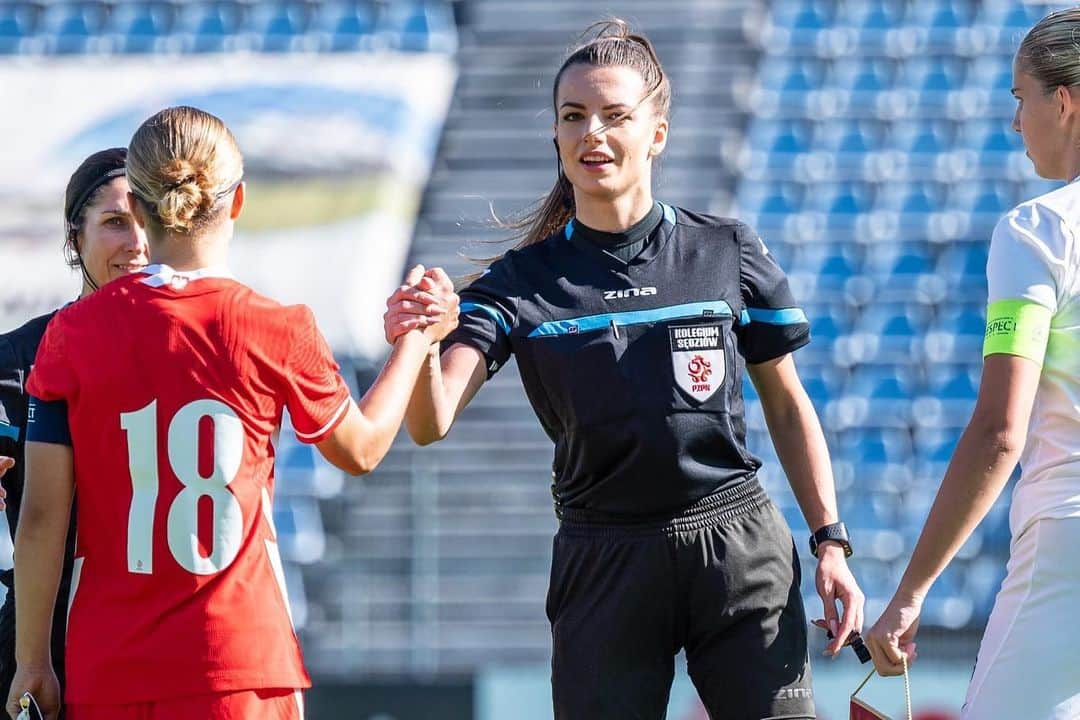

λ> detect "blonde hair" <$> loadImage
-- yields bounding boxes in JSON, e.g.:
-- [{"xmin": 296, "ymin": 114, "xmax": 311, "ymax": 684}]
[
  {"xmin": 126, "ymin": 106, "xmax": 244, "ymax": 235},
  {"xmin": 1018, "ymin": 8, "xmax": 1080, "ymax": 92},
  {"xmin": 470, "ymin": 19, "xmax": 670, "ymax": 277}
]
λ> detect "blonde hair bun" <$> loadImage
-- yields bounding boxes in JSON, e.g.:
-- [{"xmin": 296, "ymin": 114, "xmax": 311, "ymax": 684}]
[{"xmin": 127, "ymin": 106, "xmax": 244, "ymax": 235}]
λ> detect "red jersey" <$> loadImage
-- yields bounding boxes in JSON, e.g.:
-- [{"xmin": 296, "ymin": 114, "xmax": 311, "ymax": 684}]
[{"xmin": 26, "ymin": 264, "xmax": 352, "ymax": 704}]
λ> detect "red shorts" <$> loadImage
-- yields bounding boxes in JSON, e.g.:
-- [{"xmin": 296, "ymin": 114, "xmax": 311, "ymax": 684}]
[{"xmin": 65, "ymin": 688, "xmax": 304, "ymax": 720}]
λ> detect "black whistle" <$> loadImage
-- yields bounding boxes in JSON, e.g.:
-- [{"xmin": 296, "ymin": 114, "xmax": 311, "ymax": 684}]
[{"xmin": 827, "ymin": 629, "xmax": 873, "ymax": 664}]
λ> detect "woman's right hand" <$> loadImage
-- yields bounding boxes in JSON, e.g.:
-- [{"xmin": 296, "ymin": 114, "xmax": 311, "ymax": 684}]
[
  {"xmin": 383, "ymin": 266, "xmax": 459, "ymax": 344},
  {"xmin": 6, "ymin": 664, "xmax": 60, "ymax": 720}
]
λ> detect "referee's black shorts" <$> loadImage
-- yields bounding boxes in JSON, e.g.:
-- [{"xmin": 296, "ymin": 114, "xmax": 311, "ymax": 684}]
[{"xmin": 547, "ymin": 478, "xmax": 815, "ymax": 720}]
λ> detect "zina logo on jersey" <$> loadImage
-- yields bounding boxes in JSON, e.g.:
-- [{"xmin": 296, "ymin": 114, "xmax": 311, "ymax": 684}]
[
  {"xmin": 602, "ymin": 286, "xmax": 657, "ymax": 300},
  {"xmin": 669, "ymin": 324, "xmax": 725, "ymax": 402}
]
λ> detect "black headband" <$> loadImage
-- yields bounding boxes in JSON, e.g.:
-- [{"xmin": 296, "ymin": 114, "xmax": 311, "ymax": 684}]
[{"xmin": 66, "ymin": 167, "xmax": 126, "ymax": 231}]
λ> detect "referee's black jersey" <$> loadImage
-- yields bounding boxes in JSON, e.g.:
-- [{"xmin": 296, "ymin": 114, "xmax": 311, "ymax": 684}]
[{"xmin": 444, "ymin": 203, "xmax": 810, "ymax": 519}]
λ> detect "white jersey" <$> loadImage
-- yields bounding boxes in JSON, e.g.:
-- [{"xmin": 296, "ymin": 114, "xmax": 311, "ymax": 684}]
[{"xmin": 987, "ymin": 179, "xmax": 1080, "ymax": 538}]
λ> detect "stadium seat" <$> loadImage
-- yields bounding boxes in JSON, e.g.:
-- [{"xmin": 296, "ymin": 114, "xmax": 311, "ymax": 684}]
[
  {"xmin": 254, "ymin": 2, "xmax": 311, "ymax": 52},
  {"xmin": 317, "ymin": 0, "xmax": 379, "ymax": 52},
  {"xmin": 42, "ymin": 1, "xmax": 107, "ymax": 55},
  {"xmin": 107, "ymin": 2, "xmax": 176, "ymax": 54},
  {"xmin": 0, "ymin": 2, "xmax": 40, "ymax": 54},
  {"xmin": 179, "ymin": 1, "xmax": 247, "ymax": 54}
]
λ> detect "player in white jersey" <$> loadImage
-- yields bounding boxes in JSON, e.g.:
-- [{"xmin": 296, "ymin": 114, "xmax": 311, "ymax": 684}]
[{"xmin": 865, "ymin": 9, "xmax": 1080, "ymax": 719}]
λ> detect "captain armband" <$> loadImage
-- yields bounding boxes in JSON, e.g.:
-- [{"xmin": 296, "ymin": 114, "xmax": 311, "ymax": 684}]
[{"xmin": 982, "ymin": 299, "xmax": 1052, "ymax": 366}]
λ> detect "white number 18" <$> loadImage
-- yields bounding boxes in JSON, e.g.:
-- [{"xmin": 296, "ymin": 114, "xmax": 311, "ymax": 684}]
[{"xmin": 120, "ymin": 398, "xmax": 245, "ymax": 575}]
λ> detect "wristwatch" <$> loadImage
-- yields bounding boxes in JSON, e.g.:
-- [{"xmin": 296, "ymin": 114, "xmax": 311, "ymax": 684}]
[{"xmin": 809, "ymin": 521, "xmax": 853, "ymax": 558}]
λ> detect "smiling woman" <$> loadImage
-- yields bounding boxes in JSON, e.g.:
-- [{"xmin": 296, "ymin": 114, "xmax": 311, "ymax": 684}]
[
  {"xmin": 0, "ymin": 148, "xmax": 148, "ymax": 718},
  {"xmin": 384, "ymin": 19, "xmax": 864, "ymax": 720}
]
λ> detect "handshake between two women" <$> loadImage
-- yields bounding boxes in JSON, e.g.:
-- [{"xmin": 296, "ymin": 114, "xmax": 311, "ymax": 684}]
[{"xmin": 383, "ymin": 264, "xmax": 460, "ymax": 347}]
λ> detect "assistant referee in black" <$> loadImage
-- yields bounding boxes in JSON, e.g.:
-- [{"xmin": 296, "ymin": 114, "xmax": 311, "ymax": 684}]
[
  {"xmin": 385, "ymin": 21, "xmax": 863, "ymax": 720},
  {"xmin": 0, "ymin": 148, "xmax": 146, "ymax": 717}
]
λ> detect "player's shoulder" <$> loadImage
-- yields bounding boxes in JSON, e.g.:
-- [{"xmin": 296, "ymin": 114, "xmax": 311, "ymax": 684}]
[
  {"xmin": 0, "ymin": 309, "xmax": 58, "ymax": 367},
  {"xmin": 666, "ymin": 205, "xmax": 752, "ymax": 243},
  {"xmin": 993, "ymin": 182, "xmax": 1080, "ymax": 260},
  {"xmin": 1003, "ymin": 182, "xmax": 1080, "ymax": 238}
]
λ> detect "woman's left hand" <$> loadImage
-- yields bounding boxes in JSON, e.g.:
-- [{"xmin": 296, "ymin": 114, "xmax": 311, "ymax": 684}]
[{"xmin": 814, "ymin": 544, "xmax": 864, "ymax": 657}]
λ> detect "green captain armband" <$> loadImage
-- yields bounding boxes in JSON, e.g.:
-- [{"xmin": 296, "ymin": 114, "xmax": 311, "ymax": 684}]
[{"xmin": 983, "ymin": 299, "xmax": 1052, "ymax": 365}]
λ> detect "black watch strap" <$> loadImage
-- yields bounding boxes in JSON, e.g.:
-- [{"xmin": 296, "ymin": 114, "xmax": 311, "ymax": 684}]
[{"xmin": 809, "ymin": 521, "xmax": 852, "ymax": 558}]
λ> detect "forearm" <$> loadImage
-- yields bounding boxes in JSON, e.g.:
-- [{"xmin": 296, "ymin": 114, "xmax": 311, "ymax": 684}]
[
  {"xmin": 762, "ymin": 392, "xmax": 838, "ymax": 531},
  {"xmin": 404, "ymin": 345, "xmax": 454, "ymax": 444},
  {"xmin": 353, "ymin": 331, "xmax": 434, "ymax": 461},
  {"xmin": 896, "ymin": 421, "xmax": 1021, "ymax": 600},
  {"xmin": 13, "ymin": 504, "xmax": 70, "ymax": 668}
]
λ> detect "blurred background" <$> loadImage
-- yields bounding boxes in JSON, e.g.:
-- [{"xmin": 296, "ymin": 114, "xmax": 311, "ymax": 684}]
[{"xmin": 0, "ymin": 0, "xmax": 1071, "ymax": 718}]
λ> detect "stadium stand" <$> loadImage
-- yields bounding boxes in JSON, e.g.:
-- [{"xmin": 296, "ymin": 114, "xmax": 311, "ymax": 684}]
[{"xmin": 736, "ymin": 0, "xmax": 1072, "ymax": 636}]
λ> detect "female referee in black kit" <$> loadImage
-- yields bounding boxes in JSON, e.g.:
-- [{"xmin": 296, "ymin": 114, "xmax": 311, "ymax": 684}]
[
  {"xmin": 384, "ymin": 21, "xmax": 863, "ymax": 720},
  {"xmin": 0, "ymin": 148, "xmax": 148, "ymax": 716}
]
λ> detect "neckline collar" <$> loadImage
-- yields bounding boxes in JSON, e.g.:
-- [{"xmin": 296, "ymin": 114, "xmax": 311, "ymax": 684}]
[
  {"xmin": 564, "ymin": 202, "xmax": 677, "ymax": 269},
  {"xmin": 139, "ymin": 263, "xmax": 234, "ymax": 289}
]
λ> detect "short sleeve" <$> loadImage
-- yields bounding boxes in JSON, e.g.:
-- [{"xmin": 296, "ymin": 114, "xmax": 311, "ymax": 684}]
[
  {"xmin": 282, "ymin": 306, "xmax": 352, "ymax": 444},
  {"xmin": 736, "ymin": 223, "xmax": 810, "ymax": 364},
  {"xmin": 25, "ymin": 313, "xmax": 75, "ymax": 403},
  {"xmin": 443, "ymin": 258, "xmax": 519, "ymax": 378},
  {"xmin": 0, "ymin": 337, "xmax": 20, "ymax": 447},
  {"xmin": 986, "ymin": 202, "xmax": 1068, "ymax": 313}
]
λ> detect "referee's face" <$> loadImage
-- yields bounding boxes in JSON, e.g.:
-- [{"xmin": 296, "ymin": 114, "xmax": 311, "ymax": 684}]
[{"xmin": 555, "ymin": 64, "xmax": 668, "ymax": 207}]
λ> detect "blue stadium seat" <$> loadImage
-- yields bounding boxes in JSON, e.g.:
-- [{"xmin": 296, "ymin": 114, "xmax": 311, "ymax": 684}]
[
  {"xmin": 750, "ymin": 120, "xmax": 815, "ymax": 171},
  {"xmin": 107, "ymin": 2, "xmax": 176, "ymax": 54},
  {"xmin": 274, "ymin": 496, "xmax": 327, "ymax": 565},
  {"xmin": 888, "ymin": 121, "xmax": 954, "ymax": 164},
  {"xmin": 381, "ymin": 0, "xmax": 457, "ymax": 53},
  {"xmin": 0, "ymin": 2, "xmax": 39, "ymax": 54},
  {"xmin": 933, "ymin": 243, "xmax": 988, "ymax": 302},
  {"xmin": 43, "ymin": 2, "xmax": 107, "ymax": 55},
  {"xmin": 316, "ymin": 1, "xmax": 378, "ymax": 52},
  {"xmin": 913, "ymin": 363, "xmax": 980, "ymax": 428},
  {"xmin": 180, "ymin": 1, "xmax": 246, "ymax": 53},
  {"xmin": 850, "ymin": 303, "xmax": 927, "ymax": 363},
  {"xmin": 255, "ymin": 2, "xmax": 311, "ymax": 52}
]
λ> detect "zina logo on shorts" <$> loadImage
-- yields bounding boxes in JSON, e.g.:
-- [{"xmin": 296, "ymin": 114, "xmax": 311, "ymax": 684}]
[
  {"xmin": 669, "ymin": 324, "xmax": 725, "ymax": 402},
  {"xmin": 602, "ymin": 286, "xmax": 657, "ymax": 300}
]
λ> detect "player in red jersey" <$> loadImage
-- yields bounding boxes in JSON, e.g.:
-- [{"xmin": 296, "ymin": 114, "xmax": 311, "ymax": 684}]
[{"xmin": 7, "ymin": 106, "xmax": 457, "ymax": 720}]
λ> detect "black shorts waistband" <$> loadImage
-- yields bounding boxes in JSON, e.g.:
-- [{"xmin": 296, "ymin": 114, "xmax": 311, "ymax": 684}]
[{"xmin": 555, "ymin": 477, "xmax": 770, "ymax": 536}]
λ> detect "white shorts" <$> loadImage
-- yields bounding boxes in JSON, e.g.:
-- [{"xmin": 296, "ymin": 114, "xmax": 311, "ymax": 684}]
[{"xmin": 962, "ymin": 517, "xmax": 1080, "ymax": 720}]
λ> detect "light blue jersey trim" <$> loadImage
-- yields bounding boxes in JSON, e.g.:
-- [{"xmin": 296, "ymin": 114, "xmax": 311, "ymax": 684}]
[
  {"xmin": 563, "ymin": 202, "xmax": 674, "ymax": 241},
  {"xmin": 461, "ymin": 302, "xmax": 512, "ymax": 336},
  {"xmin": 744, "ymin": 307, "xmax": 808, "ymax": 325},
  {"xmin": 660, "ymin": 202, "xmax": 676, "ymax": 226},
  {"xmin": 0, "ymin": 422, "xmax": 18, "ymax": 441},
  {"xmin": 528, "ymin": 301, "xmax": 733, "ymax": 338}
]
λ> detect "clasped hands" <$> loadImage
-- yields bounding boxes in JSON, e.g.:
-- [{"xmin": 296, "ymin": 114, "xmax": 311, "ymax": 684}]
[{"xmin": 383, "ymin": 264, "xmax": 460, "ymax": 345}]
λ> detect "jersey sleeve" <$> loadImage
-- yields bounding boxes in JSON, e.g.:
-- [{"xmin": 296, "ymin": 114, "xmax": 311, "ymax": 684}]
[
  {"xmin": 281, "ymin": 306, "xmax": 352, "ymax": 444},
  {"xmin": 986, "ymin": 202, "xmax": 1068, "ymax": 312},
  {"xmin": 443, "ymin": 258, "xmax": 518, "ymax": 378},
  {"xmin": 735, "ymin": 223, "xmax": 810, "ymax": 364},
  {"xmin": 24, "ymin": 313, "xmax": 75, "ymax": 403}
]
